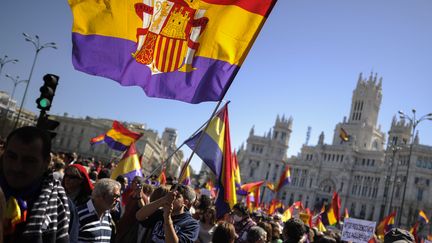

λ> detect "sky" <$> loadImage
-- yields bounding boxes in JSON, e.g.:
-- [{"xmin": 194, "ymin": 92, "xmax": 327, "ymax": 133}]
[{"xmin": 1, "ymin": 0, "xmax": 432, "ymax": 173}]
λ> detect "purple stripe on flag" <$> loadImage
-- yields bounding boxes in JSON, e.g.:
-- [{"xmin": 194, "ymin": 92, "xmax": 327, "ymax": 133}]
[
  {"xmin": 72, "ymin": 33, "xmax": 240, "ymax": 104},
  {"xmin": 185, "ymin": 131, "xmax": 223, "ymax": 177},
  {"xmin": 104, "ymin": 136, "xmax": 128, "ymax": 151}
]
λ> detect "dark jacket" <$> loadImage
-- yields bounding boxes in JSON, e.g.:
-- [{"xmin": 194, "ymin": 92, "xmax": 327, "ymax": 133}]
[{"xmin": 140, "ymin": 209, "xmax": 199, "ymax": 243}]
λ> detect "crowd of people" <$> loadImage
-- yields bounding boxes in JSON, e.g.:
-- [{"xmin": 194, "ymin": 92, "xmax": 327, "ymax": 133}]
[{"xmin": 0, "ymin": 126, "xmax": 418, "ymax": 243}]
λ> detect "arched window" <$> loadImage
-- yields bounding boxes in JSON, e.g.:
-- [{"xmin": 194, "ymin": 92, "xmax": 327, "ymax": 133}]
[{"xmin": 319, "ymin": 179, "xmax": 336, "ymax": 193}]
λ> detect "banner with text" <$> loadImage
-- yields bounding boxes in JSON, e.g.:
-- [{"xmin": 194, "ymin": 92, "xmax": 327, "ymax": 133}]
[{"xmin": 342, "ymin": 218, "xmax": 376, "ymax": 243}]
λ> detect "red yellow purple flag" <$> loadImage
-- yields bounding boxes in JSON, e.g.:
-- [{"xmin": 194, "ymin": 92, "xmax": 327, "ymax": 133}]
[
  {"xmin": 68, "ymin": 0, "xmax": 276, "ymax": 103},
  {"xmin": 179, "ymin": 164, "xmax": 191, "ymax": 186},
  {"xmin": 90, "ymin": 134, "xmax": 105, "ymax": 146},
  {"xmin": 110, "ymin": 142, "xmax": 143, "ymax": 182},
  {"xmin": 276, "ymin": 166, "xmax": 291, "ymax": 192},
  {"xmin": 326, "ymin": 192, "xmax": 341, "ymax": 226},
  {"xmin": 376, "ymin": 211, "xmax": 396, "ymax": 237},
  {"xmin": 419, "ymin": 210, "xmax": 429, "ymax": 224},
  {"xmin": 232, "ymin": 151, "xmax": 241, "ymax": 189},
  {"xmin": 104, "ymin": 121, "xmax": 143, "ymax": 151}
]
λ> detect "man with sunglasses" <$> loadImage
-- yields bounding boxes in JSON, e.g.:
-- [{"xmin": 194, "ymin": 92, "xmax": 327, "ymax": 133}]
[
  {"xmin": 76, "ymin": 178, "xmax": 121, "ymax": 242},
  {"xmin": 136, "ymin": 183, "xmax": 199, "ymax": 243}
]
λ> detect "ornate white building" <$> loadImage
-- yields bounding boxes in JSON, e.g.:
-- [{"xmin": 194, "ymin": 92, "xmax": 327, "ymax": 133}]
[{"xmin": 238, "ymin": 73, "xmax": 432, "ymax": 229}]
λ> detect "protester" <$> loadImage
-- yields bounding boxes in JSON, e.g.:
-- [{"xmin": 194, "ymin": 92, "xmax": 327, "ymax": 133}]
[
  {"xmin": 197, "ymin": 207, "xmax": 217, "ymax": 243},
  {"xmin": 62, "ymin": 163, "xmax": 94, "ymax": 206},
  {"xmin": 212, "ymin": 221, "xmax": 236, "ymax": 243},
  {"xmin": 193, "ymin": 194, "xmax": 212, "ymax": 220},
  {"xmin": 115, "ymin": 176, "xmax": 153, "ymax": 243},
  {"xmin": 98, "ymin": 168, "xmax": 111, "ymax": 179},
  {"xmin": 257, "ymin": 221, "xmax": 273, "ymax": 243},
  {"xmin": 52, "ymin": 160, "xmax": 66, "ymax": 181},
  {"xmin": 89, "ymin": 170, "xmax": 98, "ymax": 184},
  {"xmin": 231, "ymin": 203, "xmax": 257, "ymax": 243},
  {"xmin": 115, "ymin": 175, "xmax": 128, "ymax": 194},
  {"xmin": 247, "ymin": 226, "xmax": 268, "ymax": 243},
  {"xmin": 316, "ymin": 236, "xmax": 336, "ymax": 243},
  {"xmin": 0, "ymin": 126, "xmax": 70, "ymax": 242},
  {"xmin": 136, "ymin": 183, "xmax": 199, "ymax": 242},
  {"xmin": 282, "ymin": 218, "xmax": 307, "ymax": 243},
  {"xmin": 269, "ymin": 222, "xmax": 283, "ymax": 243},
  {"xmin": 384, "ymin": 228, "xmax": 415, "ymax": 243},
  {"xmin": 77, "ymin": 178, "xmax": 121, "ymax": 242}
]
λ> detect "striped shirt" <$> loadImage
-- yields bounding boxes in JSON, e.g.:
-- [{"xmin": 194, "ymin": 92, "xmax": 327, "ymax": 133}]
[
  {"xmin": 4, "ymin": 173, "xmax": 70, "ymax": 243},
  {"xmin": 77, "ymin": 199, "xmax": 113, "ymax": 242}
]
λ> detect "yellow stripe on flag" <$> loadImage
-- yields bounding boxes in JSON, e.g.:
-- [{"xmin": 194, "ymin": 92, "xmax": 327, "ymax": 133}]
[
  {"xmin": 206, "ymin": 116, "xmax": 225, "ymax": 151},
  {"xmin": 327, "ymin": 208, "xmax": 337, "ymax": 225}
]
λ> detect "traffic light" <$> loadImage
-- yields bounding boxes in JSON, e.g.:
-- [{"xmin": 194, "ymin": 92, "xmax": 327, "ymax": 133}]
[
  {"xmin": 37, "ymin": 113, "xmax": 60, "ymax": 137},
  {"xmin": 36, "ymin": 74, "xmax": 59, "ymax": 111}
]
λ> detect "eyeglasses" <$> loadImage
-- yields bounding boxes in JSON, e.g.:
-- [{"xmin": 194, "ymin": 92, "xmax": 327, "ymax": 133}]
[
  {"xmin": 112, "ymin": 194, "xmax": 121, "ymax": 199},
  {"xmin": 64, "ymin": 174, "xmax": 82, "ymax": 180}
]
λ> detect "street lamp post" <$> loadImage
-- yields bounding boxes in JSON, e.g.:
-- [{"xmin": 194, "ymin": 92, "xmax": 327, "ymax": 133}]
[
  {"xmin": 13, "ymin": 33, "xmax": 56, "ymax": 129},
  {"xmin": 387, "ymin": 144, "xmax": 402, "ymax": 216},
  {"xmin": 1, "ymin": 74, "xmax": 27, "ymax": 128},
  {"xmin": 4, "ymin": 74, "xmax": 28, "ymax": 106},
  {"xmin": 0, "ymin": 55, "xmax": 19, "ymax": 76},
  {"xmin": 397, "ymin": 109, "xmax": 432, "ymax": 226},
  {"xmin": 1, "ymin": 74, "xmax": 28, "ymax": 134}
]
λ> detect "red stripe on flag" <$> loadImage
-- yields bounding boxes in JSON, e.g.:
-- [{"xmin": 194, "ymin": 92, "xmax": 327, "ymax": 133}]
[
  {"xmin": 175, "ymin": 40, "xmax": 183, "ymax": 70},
  {"xmin": 112, "ymin": 121, "xmax": 142, "ymax": 140},
  {"xmin": 167, "ymin": 39, "xmax": 177, "ymax": 72},
  {"xmin": 222, "ymin": 107, "xmax": 233, "ymax": 203},
  {"xmin": 160, "ymin": 38, "xmax": 170, "ymax": 72},
  {"xmin": 202, "ymin": 0, "xmax": 276, "ymax": 17},
  {"xmin": 155, "ymin": 37, "xmax": 163, "ymax": 71}
]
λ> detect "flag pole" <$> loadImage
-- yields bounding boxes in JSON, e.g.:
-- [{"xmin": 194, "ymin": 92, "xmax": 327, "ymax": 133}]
[
  {"xmin": 144, "ymin": 100, "xmax": 227, "ymax": 180},
  {"xmin": 144, "ymin": 143, "xmax": 186, "ymax": 180}
]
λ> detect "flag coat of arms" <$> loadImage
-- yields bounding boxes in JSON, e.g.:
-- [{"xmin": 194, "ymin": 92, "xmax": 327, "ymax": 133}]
[{"xmin": 69, "ymin": 0, "xmax": 276, "ymax": 103}]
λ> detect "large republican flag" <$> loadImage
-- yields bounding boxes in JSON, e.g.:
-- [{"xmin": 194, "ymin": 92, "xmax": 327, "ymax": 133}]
[
  {"xmin": 68, "ymin": 0, "xmax": 276, "ymax": 103},
  {"xmin": 185, "ymin": 104, "xmax": 235, "ymax": 217}
]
